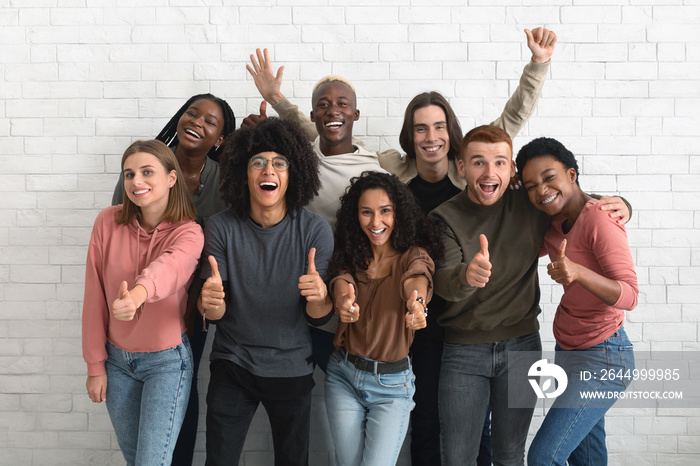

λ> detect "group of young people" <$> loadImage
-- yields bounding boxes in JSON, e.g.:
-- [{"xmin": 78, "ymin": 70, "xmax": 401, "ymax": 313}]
[{"xmin": 82, "ymin": 25, "xmax": 638, "ymax": 466}]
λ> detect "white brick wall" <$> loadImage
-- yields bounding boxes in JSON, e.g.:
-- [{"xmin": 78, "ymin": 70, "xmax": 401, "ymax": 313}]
[{"xmin": 1, "ymin": 1, "xmax": 698, "ymax": 465}]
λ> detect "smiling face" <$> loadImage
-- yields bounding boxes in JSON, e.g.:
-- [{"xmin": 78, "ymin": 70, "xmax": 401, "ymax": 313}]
[
  {"xmin": 123, "ymin": 151, "xmax": 176, "ymax": 218},
  {"xmin": 176, "ymin": 98, "xmax": 225, "ymax": 154},
  {"xmin": 413, "ymin": 105, "xmax": 450, "ymax": 168},
  {"xmin": 246, "ymin": 151, "xmax": 289, "ymax": 215},
  {"xmin": 358, "ymin": 188, "xmax": 395, "ymax": 250},
  {"xmin": 310, "ymin": 81, "xmax": 359, "ymax": 155},
  {"xmin": 458, "ymin": 141, "xmax": 515, "ymax": 206},
  {"xmin": 521, "ymin": 155, "xmax": 577, "ymax": 216}
]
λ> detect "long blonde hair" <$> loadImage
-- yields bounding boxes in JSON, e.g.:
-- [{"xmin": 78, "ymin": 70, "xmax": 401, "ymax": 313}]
[{"xmin": 116, "ymin": 139, "xmax": 196, "ymax": 226}]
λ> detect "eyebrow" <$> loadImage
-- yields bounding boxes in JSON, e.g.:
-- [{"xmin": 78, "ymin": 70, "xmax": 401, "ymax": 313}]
[
  {"xmin": 469, "ymin": 154, "xmax": 509, "ymax": 161},
  {"xmin": 188, "ymin": 105, "xmax": 219, "ymax": 122},
  {"xmin": 360, "ymin": 204, "xmax": 392, "ymax": 209},
  {"xmin": 123, "ymin": 164, "xmax": 156, "ymax": 172},
  {"xmin": 414, "ymin": 121, "xmax": 446, "ymax": 127}
]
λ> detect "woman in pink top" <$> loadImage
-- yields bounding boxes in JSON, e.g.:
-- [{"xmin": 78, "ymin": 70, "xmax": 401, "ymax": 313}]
[
  {"xmin": 82, "ymin": 140, "xmax": 204, "ymax": 466},
  {"xmin": 516, "ymin": 137, "xmax": 638, "ymax": 466}
]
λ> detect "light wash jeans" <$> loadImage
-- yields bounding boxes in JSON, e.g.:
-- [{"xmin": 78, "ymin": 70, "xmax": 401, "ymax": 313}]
[
  {"xmin": 439, "ymin": 331, "xmax": 542, "ymax": 466},
  {"xmin": 528, "ymin": 327, "xmax": 634, "ymax": 466},
  {"xmin": 324, "ymin": 349, "xmax": 416, "ymax": 466},
  {"xmin": 105, "ymin": 335, "xmax": 193, "ymax": 466}
]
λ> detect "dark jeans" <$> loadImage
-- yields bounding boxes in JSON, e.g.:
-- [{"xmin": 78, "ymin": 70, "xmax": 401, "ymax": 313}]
[
  {"xmin": 410, "ymin": 324, "xmax": 493, "ymax": 466},
  {"xmin": 171, "ymin": 312, "xmax": 208, "ymax": 466},
  {"xmin": 205, "ymin": 359, "xmax": 313, "ymax": 466},
  {"xmin": 440, "ymin": 332, "xmax": 542, "ymax": 466}
]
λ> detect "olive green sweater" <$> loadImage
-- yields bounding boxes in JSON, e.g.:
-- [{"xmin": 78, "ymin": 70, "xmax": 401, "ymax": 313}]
[{"xmin": 429, "ymin": 188, "xmax": 550, "ymax": 344}]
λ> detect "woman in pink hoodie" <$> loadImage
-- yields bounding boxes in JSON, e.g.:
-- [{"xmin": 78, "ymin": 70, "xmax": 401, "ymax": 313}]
[{"xmin": 82, "ymin": 139, "xmax": 204, "ymax": 466}]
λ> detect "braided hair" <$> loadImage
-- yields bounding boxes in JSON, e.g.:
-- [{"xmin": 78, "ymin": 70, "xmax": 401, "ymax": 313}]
[{"xmin": 155, "ymin": 93, "xmax": 236, "ymax": 162}]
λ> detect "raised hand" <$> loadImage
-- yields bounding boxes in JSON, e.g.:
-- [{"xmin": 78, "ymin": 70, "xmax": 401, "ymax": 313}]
[
  {"xmin": 336, "ymin": 283, "xmax": 360, "ymax": 324},
  {"xmin": 86, "ymin": 374, "xmax": 107, "ymax": 403},
  {"xmin": 240, "ymin": 101, "xmax": 268, "ymax": 128},
  {"xmin": 598, "ymin": 195, "xmax": 630, "ymax": 225},
  {"xmin": 547, "ymin": 239, "xmax": 578, "ymax": 286},
  {"xmin": 200, "ymin": 255, "xmax": 225, "ymax": 314},
  {"xmin": 466, "ymin": 234, "xmax": 492, "ymax": 288},
  {"xmin": 525, "ymin": 27, "xmax": 557, "ymax": 64},
  {"xmin": 246, "ymin": 47, "xmax": 285, "ymax": 105},
  {"xmin": 405, "ymin": 289, "xmax": 427, "ymax": 330},
  {"xmin": 298, "ymin": 248, "xmax": 328, "ymax": 302},
  {"xmin": 112, "ymin": 281, "xmax": 138, "ymax": 321}
]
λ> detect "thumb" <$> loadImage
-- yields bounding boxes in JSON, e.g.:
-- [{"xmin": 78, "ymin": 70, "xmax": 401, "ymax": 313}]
[
  {"xmin": 208, "ymin": 255, "xmax": 220, "ymax": 280},
  {"xmin": 408, "ymin": 290, "xmax": 418, "ymax": 313},
  {"xmin": 557, "ymin": 239, "xmax": 567, "ymax": 260},
  {"xmin": 259, "ymin": 100, "xmax": 267, "ymax": 118},
  {"xmin": 118, "ymin": 281, "xmax": 128, "ymax": 300},
  {"xmin": 348, "ymin": 283, "xmax": 355, "ymax": 302},
  {"xmin": 479, "ymin": 234, "xmax": 489, "ymax": 261},
  {"xmin": 307, "ymin": 248, "xmax": 317, "ymax": 275},
  {"xmin": 524, "ymin": 28, "xmax": 534, "ymax": 43},
  {"xmin": 276, "ymin": 64, "xmax": 285, "ymax": 80}
]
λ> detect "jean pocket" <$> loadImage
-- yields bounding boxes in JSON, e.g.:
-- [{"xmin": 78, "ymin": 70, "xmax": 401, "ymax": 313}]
[{"xmin": 375, "ymin": 370, "xmax": 413, "ymax": 390}]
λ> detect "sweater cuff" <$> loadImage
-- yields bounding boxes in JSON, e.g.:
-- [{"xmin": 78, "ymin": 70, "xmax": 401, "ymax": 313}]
[
  {"xmin": 525, "ymin": 60, "xmax": 550, "ymax": 76},
  {"xmin": 134, "ymin": 276, "xmax": 155, "ymax": 303},
  {"xmin": 87, "ymin": 361, "xmax": 106, "ymax": 377}
]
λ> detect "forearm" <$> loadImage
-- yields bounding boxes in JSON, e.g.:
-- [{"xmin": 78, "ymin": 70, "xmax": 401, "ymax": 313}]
[
  {"xmin": 305, "ymin": 295, "xmax": 333, "ymax": 319},
  {"xmin": 272, "ymin": 98, "xmax": 318, "ymax": 142},
  {"xmin": 403, "ymin": 276, "xmax": 429, "ymax": 303},
  {"xmin": 573, "ymin": 265, "xmax": 622, "ymax": 307},
  {"xmin": 433, "ymin": 264, "xmax": 475, "ymax": 302}
]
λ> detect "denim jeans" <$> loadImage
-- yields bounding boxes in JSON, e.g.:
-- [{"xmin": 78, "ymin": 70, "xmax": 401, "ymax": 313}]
[
  {"xmin": 325, "ymin": 349, "xmax": 416, "ymax": 466},
  {"xmin": 105, "ymin": 335, "xmax": 193, "ymax": 466},
  {"xmin": 528, "ymin": 327, "xmax": 634, "ymax": 466},
  {"xmin": 439, "ymin": 331, "xmax": 542, "ymax": 466}
]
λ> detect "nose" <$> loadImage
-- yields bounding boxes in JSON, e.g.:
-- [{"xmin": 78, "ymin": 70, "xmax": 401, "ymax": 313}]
[
  {"xmin": 426, "ymin": 127, "xmax": 436, "ymax": 141},
  {"xmin": 262, "ymin": 159, "xmax": 275, "ymax": 174},
  {"xmin": 483, "ymin": 163, "xmax": 494, "ymax": 177}
]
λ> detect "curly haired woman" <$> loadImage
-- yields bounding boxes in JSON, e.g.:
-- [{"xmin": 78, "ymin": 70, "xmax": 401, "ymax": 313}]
[{"xmin": 325, "ymin": 171, "xmax": 443, "ymax": 466}]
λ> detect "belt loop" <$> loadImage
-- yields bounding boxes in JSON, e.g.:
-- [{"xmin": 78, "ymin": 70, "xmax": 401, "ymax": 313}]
[
  {"xmin": 342, "ymin": 347, "xmax": 349, "ymax": 364},
  {"xmin": 373, "ymin": 359, "xmax": 378, "ymax": 376}
]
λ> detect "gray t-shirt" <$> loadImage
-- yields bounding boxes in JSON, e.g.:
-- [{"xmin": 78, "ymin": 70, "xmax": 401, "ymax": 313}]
[{"xmin": 201, "ymin": 207, "xmax": 333, "ymax": 378}]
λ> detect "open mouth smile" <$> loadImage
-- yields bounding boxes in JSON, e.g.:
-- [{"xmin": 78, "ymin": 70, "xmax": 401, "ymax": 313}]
[{"xmin": 259, "ymin": 181, "xmax": 278, "ymax": 192}]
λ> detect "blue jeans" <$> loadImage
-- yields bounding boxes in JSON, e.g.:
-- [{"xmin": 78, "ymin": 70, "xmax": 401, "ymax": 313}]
[
  {"xmin": 528, "ymin": 327, "xmax": 634, "ymax": 466},
  {"xmin": 439, "ymin": 332, "xmax": 542, "ymax": 466},
  {"xmin": 105, "ymin": 336, "xmax": 193, "ymax": 466},
  {"xmin": 325, "ymin": 349, "xmax": 416, "ymax": 466}
]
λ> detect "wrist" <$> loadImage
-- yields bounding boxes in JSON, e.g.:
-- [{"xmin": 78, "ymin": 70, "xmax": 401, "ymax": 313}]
[{"xmin": 267, "ymin": 92, "xmax": 284, "ymax": 106}]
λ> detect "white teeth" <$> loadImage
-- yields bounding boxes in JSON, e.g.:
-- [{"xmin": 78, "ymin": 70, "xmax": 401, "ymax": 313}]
[
  {"xmin": 133, "ymin": 189, "xmax": 149, "ymax": 195},
  {"xmin": 325, "ymin": 121, "xmax": 342, "ymax": 127},
  {"xmin": 541, "ymin": 194, "xmax": 557, "ymax": 205},
  {"xmin": 260, "ymin": 182, "xmax": 278, "ymax": 190},
  {"xmin": 482, "ymin": 183, "xmax": 497, "ymax": 186},
  {"xmin": 370, "ymin": 228, "xmax": 385, "ymax": 235},
  {"xmin": 424, "ymin": 146, "xmax": 440, "ymax": 153},
  {"xmin": 185, "ymin": 129, "xmax": 202, "ymax": 139}
]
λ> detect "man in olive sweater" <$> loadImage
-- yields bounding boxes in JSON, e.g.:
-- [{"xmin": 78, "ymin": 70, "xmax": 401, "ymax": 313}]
[{"xmin": 430, "ymin": 125, "xmax": 630, "ymax": 466}]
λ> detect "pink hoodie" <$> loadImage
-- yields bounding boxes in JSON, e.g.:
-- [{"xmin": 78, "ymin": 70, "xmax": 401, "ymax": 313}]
[{"xmin": 82, "ymin": 205, "xmax": 204, "ymax": 376}]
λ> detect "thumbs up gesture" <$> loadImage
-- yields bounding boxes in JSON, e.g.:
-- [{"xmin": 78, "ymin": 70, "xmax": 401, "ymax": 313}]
[
  {"xmin": 298, "ymin": 248, "xmax": 328, "ymax": 303},
  {"xmin": 547, "ymin": 239, "xmax": 578, "ymax": 286},
  {"xmin": 336, "ymin": 282, "xmax": 360, "ymax": 324},
  {"xmin": 405, "ymin": 290, "xmax": 427, "ymax": 330},
  {"xmin": 240, "ymin": 100, "xmax": 268, "ymax": 128},
  {"xmin": 466, "ymin": 234, "xmax": 492, "ymax": 288},
  {"xmin": 112, "ymin": 281, "xmax": 138, "ymax": 321},
  {"xmin": 200, "ymin": 255, "xmax": 225, "ymax": 314}
]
